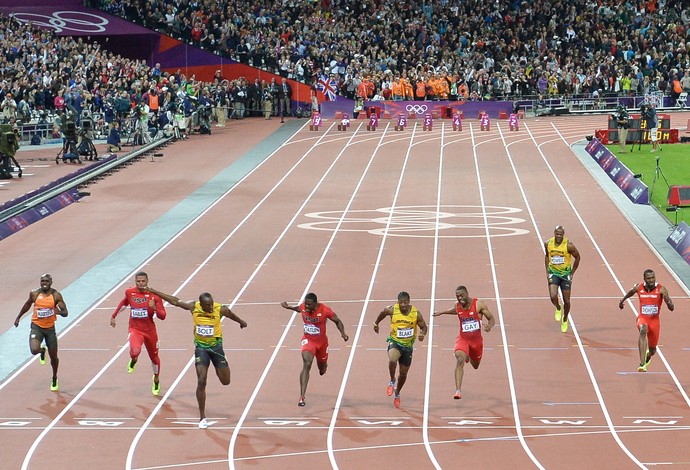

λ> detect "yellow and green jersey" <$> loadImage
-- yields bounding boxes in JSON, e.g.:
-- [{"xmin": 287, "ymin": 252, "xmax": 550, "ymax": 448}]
[
  {"xmin": 547, "ymin": 236, "xmax": 573, "ymax": 278},
  {"xmin": 193, "ymin": 301, "xmax": 223, "ymax": 348},
  {"xmin": 387, "ymin": 304, "xmax": 419, "ymax": 348}
]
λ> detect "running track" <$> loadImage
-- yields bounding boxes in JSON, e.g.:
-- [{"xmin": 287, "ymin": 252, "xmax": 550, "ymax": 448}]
[{"xmin": 1, "ymin": 114, "xmax": 689, "ymax": 470}]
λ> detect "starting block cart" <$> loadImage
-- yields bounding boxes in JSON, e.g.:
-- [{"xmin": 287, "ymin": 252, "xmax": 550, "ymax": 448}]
[
  {"xmin": 423, "ymin": 113, "xmax": 433, "ymax": 131},
  {"xmin": 338, "ymin": 113, "xmax": 351, "ymax": 131},
  {"xmin": 394, "ymin": 114, "xmax": 407, "ymax": 131},
  {"xmin": 509, "ymin": 113, "xmax": 519, "ymax": 131},
  {"xmin": 367, "ymin": 113, "xmax": 379, "ymax": 131},
  {"xmin": 480, "ymin": 112, "xmax": 491, "ymax": 131},
  {"xmin": 310, "ymin": 112, "xmax": 322, "ymax": 131},
  {"xmin": 452, "ymin": 113, "xmax": 463, "ymax": 131}
]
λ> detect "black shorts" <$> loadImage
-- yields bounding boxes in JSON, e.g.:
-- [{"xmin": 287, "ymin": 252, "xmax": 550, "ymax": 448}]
[
  {"xmin": 195, "ymin": 342, "xmax": 229, "ymax": 369},
  {"xmin": 388, "ymin": 340, "xmax": 413, "ymax": 367},
  {"xmin": 548, "ymin": 273, "xmax": 572, "ymax": 290},
  {"xmin": 30, "ymin": 323, "xmax": 58, "ymax": 350}
]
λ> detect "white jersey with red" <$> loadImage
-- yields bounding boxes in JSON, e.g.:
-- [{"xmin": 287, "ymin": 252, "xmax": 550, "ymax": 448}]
[
  {"xmin": 456, "ymin": 298, "xmax": 483, "ymax": 342},
  {"xmin": 114, "ymin": 288, "xmax": 166, "ymax": 332},
  {"xmin": 300, "ymin": 302, "xmax": 334, "ymax": 345}
]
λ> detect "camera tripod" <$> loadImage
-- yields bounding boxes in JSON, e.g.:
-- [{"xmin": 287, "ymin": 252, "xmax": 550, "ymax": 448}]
[
  {"xmin": 649, "ymin": 156, "xmax": 670, "ymax": 200},
  {"xmin": 0, "ymin": 152, "xmax": 22, "ymax": 178},
  {"xmin": 124, "ymin": 116, "xmax": 151, "ymax": 146},
  {"xmin": 55, "ymin": 136, "xmax": 81, "ymax": 164},
  {"xmin": 77, "ymin": 134, "xmax": 99, "ymax": 161}
]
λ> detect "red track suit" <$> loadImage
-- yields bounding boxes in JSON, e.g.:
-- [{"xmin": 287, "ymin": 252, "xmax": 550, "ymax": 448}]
[
  {"xmin": 636, "ymin": 283, "xmax": 664, "ymax": 348},
  {"xmin": 299, "ymin": 302, "xmax": 334, "ymax": 366},
  {"xmin": 454, "ymin": 298, "xmax": 484, "ymax": 362},
  {"xmin": 114, "ymin": 288, "xmax": 166, "ymax": 374}
]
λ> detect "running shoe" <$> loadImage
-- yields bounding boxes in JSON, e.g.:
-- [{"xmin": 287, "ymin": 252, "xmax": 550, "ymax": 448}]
[
  {"xmin": 298, "ymin": 396, "xmax": 306, "ymax": 407},
  {"xmin": 127, "ymin": 359, "xmax": 137, "ymax": 374},
  {"xmin": 555, "ymin": 308, "xmax": 562, "ymax": 322},
  {"xmin": 637, "ymin": 363, "xmax": 647, "ymax": 372},
  {"xmin": 39, "ymin": 347, "xmax": 46, "ymax": 365},
  {"xmin": 644, "ymin": 350, "xmax": 652, "ymax": 367},
  {"xmin": 386, "ymin": 381, "xmax": 395, "ymax": 397},
  {"xmin": 152, "ymin": 376, "xmax": 160, "ymax": 396},
  {"xmin": 50, "ymin": 377, "xmax": 59, "ymax": 392},
  {"xmin": 454, "ymin": 390, "xmax": 462, "ymax": 400},
  {"xmin": 393, "ymin": 391, "xmax": 401, "ymax": 409},
  {"xmin": 198, "ymin": 418, "xmax": 208, "ymax": 429},
  {"xmin": 560, "ymin": 316, "xmax": 568, "ymax": 333}
]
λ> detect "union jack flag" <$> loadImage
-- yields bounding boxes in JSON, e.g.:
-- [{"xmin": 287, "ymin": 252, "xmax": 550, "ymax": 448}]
[{"xmin": 317, "ymin": 75, "xmax": 338, "ymax": 101}]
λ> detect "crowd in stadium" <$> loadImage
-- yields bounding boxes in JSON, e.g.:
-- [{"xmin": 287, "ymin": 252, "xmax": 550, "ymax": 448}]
[
  {"xmin": 1, "ymin": 0, "xmax": 690, "ymax": 132},
  {"xmin": 95, "ymin": 0, "xmax": 690, "ymax": 103}
]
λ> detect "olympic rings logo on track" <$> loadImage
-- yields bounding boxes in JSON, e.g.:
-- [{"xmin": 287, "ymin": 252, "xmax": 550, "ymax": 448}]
[
  {"xmin": 10, "ymin": 11, "xmax": 109, "ymax": 33},
  {"xmin": 298, "ymin": 205, "xmax": 529, "ymax": 239},
  {"xmin": 405, "ymin": 104, "xmax": 429, "ymax": 115}
]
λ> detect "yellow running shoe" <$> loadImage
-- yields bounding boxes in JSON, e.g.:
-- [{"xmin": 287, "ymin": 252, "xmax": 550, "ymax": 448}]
[
  {"xmin": 560, "ymin": 316, "xmax": 568, "ymax": 333},
  {"xmin": 644, "ymin": 351, "xmax": 652, "ymax": 368},
  {"xmin": 50, "ymin": 378, "xmax": 59, "ymax": 392},
  {"xmin": 555, "ymin": 308, "xmax": 562, "ymax": 322},
  {"xmin": 39, "ymin": 347, "xmax": 46, "ymax": 365},
  {"xmin": 152, "ymin": 376, "xmax": 160, "ymax": 396},
  {"xmin": 127, "ymin": 359, "xmax": 137, "ymax": 374},
  {"xmin": 637, "ymin": 363, "xmax": 647, "ymax": 372}
]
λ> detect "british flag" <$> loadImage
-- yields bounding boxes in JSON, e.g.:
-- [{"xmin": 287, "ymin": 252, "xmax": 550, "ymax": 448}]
[{"xmin": 317, "ymin": 75, "xmax": 338, "ymax": 101}]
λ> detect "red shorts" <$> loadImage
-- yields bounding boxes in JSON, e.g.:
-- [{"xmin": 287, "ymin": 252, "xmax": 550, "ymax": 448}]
[
  {"xmin": 454, "ymin": 334, "xmax": 483, "ymax": 362},
  {"xmin": 301, "ymin": 337, "xmax": 329, "ymax": 365},
  {"xmin": 636, "ymin": 315, "xmax": 660, "ymax": 348}
]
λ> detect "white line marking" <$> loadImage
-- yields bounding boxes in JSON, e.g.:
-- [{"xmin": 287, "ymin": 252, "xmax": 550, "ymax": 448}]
[{"xmin": 228, "ymin": 121, "xmax": 368, "ymax": 469}]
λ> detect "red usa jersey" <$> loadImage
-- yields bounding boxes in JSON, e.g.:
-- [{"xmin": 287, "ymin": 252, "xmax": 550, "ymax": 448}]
[
  {"xmin": 456, "ymin": 298, "xmax": 482, "ymax": 338},
  {"xmin": 300, "ymin": 302, "xmax": 334, "ymax": 343},
  {"xmin": 122, "ymin": 287, "xmax": 166, "ymax": 330}
]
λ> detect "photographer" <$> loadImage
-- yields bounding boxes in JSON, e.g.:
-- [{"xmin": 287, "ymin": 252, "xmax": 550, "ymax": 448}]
[
  {"xmin": 613, "ymin": 105, "xmax": 630, "ymax": 153},
  {"xmin": 641, "ymin": 103, "xmax": 659, "ymax": 152}
]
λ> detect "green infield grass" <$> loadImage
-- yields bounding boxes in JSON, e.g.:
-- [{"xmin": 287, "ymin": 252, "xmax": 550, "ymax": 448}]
[{"xmin": 606, "ymin": 142, "xmax": 690, "ymax": 227}]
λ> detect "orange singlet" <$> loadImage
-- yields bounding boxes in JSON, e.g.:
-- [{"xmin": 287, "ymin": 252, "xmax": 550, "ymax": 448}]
[{"xmin": 31, "ymin": 292, "xmax": 57, "ymax": 329}]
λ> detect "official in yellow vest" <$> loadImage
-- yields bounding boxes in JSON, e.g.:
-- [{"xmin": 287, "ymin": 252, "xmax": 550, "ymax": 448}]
[{"xmin": 373, "ymin": 291, "xmax": 428, "ymax": 409}]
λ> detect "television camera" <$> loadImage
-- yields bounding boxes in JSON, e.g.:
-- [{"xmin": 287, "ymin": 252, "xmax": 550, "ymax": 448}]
[{"xmin": 0, "ymin": 123, "xmax": 22, "ymax": 179}]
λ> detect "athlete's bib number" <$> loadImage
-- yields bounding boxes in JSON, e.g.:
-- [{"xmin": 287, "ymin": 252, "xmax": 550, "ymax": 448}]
[
  {"xmin": 396, "ymin": 328, "xmax": 414, "ymax": 339},
  {"xmin": 131, "ymin": 308, "xmax": 148, "ymax": 319},
  {"xmin": 641, "ymin": 305, "xmax": 659, "ymax": 316},
  {"xmin": 36, "ymin": 308, "xmax": 54, "ymax": 318},
  {"xmin": 461, "ymin": 320, "xmax": 480, "ymax": 333},
  {"xmin": 304, "ymin": 324, "xmax": 321, "ymax": 335},
  {"xmin": 550, "ymin": 255, "xmax": 565, "ymax": 265},
  {"xmin": 196, "ymin": 325, "xmax": 214, "ymax": 337}
]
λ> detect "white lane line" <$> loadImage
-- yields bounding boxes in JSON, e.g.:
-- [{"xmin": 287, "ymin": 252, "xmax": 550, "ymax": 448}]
[
  {"xmin": 226, "ymin": 121, "xmax": 373, "ymax": 469},
  {"xmin": 21, "ymin": 120, "xmax": 313, "ymax": 470}
]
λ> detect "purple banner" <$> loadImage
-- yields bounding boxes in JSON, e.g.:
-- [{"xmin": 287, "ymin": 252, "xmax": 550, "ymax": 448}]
[
  {"xmin": 584, "ymin": 138, "xmax": 649, "ymax": 205},
  {"xmin": 0, "ymin": 188, "xmax": 82, "ymax": 240},
  {"xmin": 1, "ymin": 6, "xmax": 155, "ymax": 36},
  {"xmin": 666, "ymin": 222, "xmax": 690, "ymax": 265}
]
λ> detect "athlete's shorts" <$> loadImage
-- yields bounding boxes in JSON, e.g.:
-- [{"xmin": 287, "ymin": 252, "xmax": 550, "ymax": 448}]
[
  {"xmin": 548, "ymin": 273, "xmax": 572, "ymax": 290},
  {"xmin": 650, "ymin": 127, "xmax": 658, "ymax": 142},
  {"xmin": 454, "ymin": 335, "xmax": 484, "ymax": 363},
  {"xmin": 301, "ymin": 337, "xmax": 329, "ymax": 366},
  {"xmin": 388, "ymin": 340, "xmax": 413, "ymax": 367},
  {"xmin": 636, "ymin": 314, "xmax": 660, "ymax": 348},
  {"xmin": 195, "ymin": 343, "xmax": 229, "ymax": 369},
  {"xmin": 30, "ymin": 323, "xmax": 57, "ymax": 351}
]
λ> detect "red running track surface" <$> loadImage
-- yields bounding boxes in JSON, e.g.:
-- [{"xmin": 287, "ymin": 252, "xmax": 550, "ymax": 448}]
[{"xmin": 1, "ymin": 115, "xmax": 689, "ymax": 470}]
